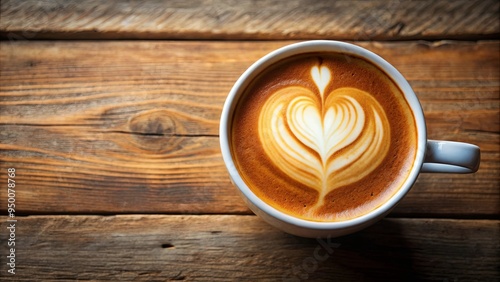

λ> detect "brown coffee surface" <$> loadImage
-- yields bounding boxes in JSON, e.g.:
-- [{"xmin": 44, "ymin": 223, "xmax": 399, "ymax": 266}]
[{"xmin": 231, "ymin": 53, "xmax": 417, "ymax": 222}]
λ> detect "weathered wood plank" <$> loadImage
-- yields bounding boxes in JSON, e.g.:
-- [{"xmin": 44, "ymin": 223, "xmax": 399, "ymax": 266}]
[
  {"xmin": 0, "ymin": 132, "xmax": 498, "ymax": 217},
  {"xmin": 0, "ymin": 40, "xmax": 499, "ymax": 216},
  {"xmin": 1, "ymin": 0, "xmax": 499, "ymax": 40},
  {"xmin": 0, "ymin": 215, "xmax": 498, "ymax": 281},
  {"xmin": 1, "ymin": 41, "xmax": 498, "ymax": 134}
]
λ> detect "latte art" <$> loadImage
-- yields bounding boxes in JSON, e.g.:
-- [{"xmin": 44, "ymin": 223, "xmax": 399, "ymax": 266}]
[
  {"xmin": 231, "ymin": 53, "xmax": 417, "ymax": 221},
  {"xmin": 258, "ymin": 65, "xmax": 391, "ymax": 210}
]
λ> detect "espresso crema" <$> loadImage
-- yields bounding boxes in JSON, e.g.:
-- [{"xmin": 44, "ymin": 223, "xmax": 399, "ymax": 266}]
[{"xmin": 231, "ymin": 53, "xmax": 417, "ymax": 221}]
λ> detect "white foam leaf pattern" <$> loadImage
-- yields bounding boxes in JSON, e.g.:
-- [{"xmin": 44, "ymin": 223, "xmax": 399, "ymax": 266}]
[
  {"xmin": 311, "ymin": 65, "xmax": 331, "ymax": 98},
  {"xmin": 258, "ymin": 65, "xmax": 391, "ymax": 209}
]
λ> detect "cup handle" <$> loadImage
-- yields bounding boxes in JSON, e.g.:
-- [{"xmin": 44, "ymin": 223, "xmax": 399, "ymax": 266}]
[{"xmin": 421, "ymin": 140, "xmax": 480, "ymax": 173}]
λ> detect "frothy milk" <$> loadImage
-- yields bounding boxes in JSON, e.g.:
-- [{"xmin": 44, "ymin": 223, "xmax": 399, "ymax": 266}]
[{"xmin": 231, "ymin": 53, "xmax": 417, "ymax": 221}]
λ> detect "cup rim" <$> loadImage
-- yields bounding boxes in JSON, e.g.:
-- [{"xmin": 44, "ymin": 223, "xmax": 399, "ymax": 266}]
[{"xmin": 220, "ymin": 40, "xmax": 427, "ymax": 230}]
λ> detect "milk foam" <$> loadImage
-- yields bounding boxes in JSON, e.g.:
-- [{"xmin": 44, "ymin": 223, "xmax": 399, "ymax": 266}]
[{"xmin": 258, "ymin": 64, "xmax": 391, "ymax": 210}]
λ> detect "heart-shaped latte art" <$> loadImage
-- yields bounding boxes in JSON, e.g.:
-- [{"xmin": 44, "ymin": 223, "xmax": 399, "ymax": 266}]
[{"xmin": 258, "ymin": 65, "xmax": 391, "ymax": 209}]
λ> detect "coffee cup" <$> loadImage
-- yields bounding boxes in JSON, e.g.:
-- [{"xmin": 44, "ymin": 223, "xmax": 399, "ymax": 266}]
[{"xmin": 219, "ymin": 40, "xmax": 480, "ymax": 238}]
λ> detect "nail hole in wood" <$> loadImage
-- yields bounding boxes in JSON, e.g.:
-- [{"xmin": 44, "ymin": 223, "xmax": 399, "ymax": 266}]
[{"xmin": 161, "ymin": 243, "xmax": 175, "ymax": 249}]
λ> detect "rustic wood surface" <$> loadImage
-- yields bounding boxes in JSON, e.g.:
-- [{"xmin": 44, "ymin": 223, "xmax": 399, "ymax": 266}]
[
  {"xmin": 1, "ymin": 40, "xmax": 498, "ymax": 216},
  {"xmin": 0, "ymin": 215, "xmax": 498, "ymax": 281},
  {"xmin": 1, "ymin": 0, "xmax": 499, "ymax": 40},
  {"xmin": 0, "ymin": 0, "xmax": 499, "ymax": 280}
]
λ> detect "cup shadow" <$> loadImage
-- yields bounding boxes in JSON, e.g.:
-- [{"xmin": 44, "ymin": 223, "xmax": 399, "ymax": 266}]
[{"xmin": 280, "ymin": 219, "xmax": 419, "ymax": 281}]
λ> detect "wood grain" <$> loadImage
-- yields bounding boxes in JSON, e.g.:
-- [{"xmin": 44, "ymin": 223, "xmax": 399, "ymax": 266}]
[
  {"xmin": 1, "ymin": 40, "xmax": 499, "ymax": 216},
  {"xmin": 0, "ymin": 215, "xmax": 498, "ymax": 281},
  {"xmin": 1, "ymin": 2, "xmax": 498, "ymax": 280},
  {"xmin": 1, "ymin": 0, "xmax": 499, "ymax": 40}
]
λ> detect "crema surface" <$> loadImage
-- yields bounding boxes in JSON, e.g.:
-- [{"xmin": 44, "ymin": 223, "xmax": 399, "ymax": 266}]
[{"xmin": 231, "ymin": 53, "xmax": 417, "ymax": 221}]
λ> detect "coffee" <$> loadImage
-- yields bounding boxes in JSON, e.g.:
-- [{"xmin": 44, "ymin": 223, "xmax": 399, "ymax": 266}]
[{"xmin": 231, "ymin": 52, "xmax": 417, "ymax": 222}]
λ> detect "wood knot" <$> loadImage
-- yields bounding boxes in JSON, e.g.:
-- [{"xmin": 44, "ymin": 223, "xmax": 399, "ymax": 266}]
[
  {"xmin": 129, "ymin": 109, "xmax": 183, "ymax": 136},
  {"xmin": 119, "ymin": 109, "xmax": 186, "ymax": 154}
]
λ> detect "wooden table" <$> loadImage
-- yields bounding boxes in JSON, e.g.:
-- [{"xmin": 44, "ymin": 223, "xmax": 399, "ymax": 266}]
[{"xmin": 1, "ymin": 1, "xmax": 499, "ymax": 281}]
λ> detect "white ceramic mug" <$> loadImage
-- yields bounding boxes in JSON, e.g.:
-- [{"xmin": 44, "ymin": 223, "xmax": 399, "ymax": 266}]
[{"xmin": 219, "ymin": 40, "xmax": 480, "ymax": 238}]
